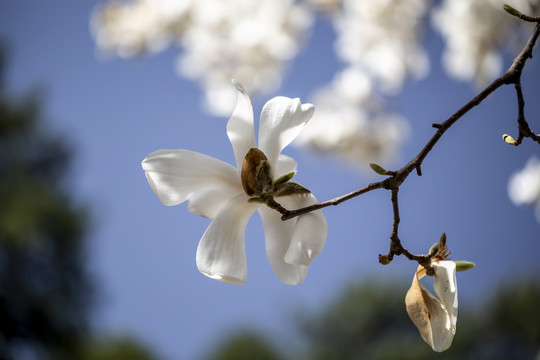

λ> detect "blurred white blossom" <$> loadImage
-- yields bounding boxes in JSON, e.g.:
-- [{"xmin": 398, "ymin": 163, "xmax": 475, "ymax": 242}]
[
  {"xmin": 297, "ymin": 0, "xmax": 426, "ymax": 165},
  {"xmin": 91, "ymin": 0, "xmax": 538, "ymax": 166},
  {"xmin": 508, "ymin": 156, "xmax": 540, "ymax": 223},
  {"xmin": 296, "ymin": 67, "xmax": 409, "ymax": 165},
  {"xmin": 333, "ymin": 0, "xmax": 430, "ymax": 93},
  {"xmin": 92, "ymin": 0, "xmax": 313, "ymax": 115},
  {"xmin": 432, "ymin": 0, "xmax": 538, "ymax": 85}
]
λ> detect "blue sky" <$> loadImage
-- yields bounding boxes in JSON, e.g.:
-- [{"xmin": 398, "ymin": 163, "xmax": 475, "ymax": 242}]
[{"xmin": 1, "ymin": 1, "xmax": 539, "ymax": 359}]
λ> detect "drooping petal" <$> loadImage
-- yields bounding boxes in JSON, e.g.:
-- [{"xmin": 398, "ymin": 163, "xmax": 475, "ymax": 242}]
[
  {"xmin": 274, "ymin": 154, "xmax": 297, "ymax": 179},
  {"xmin": 142, "ymin": 149, "xmax": 241, "ymax": 208},
  {"xmin": 196, "ymin": 194, "xmax": 259, "ymax": 285},
  {"xmin": 258, "ymin": 96, "xmax": 315, "ymax": 168},
  {"xmin": 227, "ymin": 80, "xmax": 257, "ymax": 169},
  {"xmin": 258, "ymin": 200, "xmax": 308, "ymax": 285},
  {"xmin": 283, "ymin": 192, "xmax": 327, "ymax": 267},
  {"xmin": 406, "ymin": 266, "xmax": 455, "ymax": 352},
  {"xmin": 433, "ymin": 261, "xmax": 458, "ymax": 332}
]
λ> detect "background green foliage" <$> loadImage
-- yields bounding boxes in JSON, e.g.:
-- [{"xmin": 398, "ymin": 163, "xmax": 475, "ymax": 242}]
[
  {"xmin": 0, "ymin": 49, "xmax": 91, "ymax": 359},
  {"xmin": 0, "ymin": 49, "xmax": 157, "ymax": 360},
  {"xmin": 206, "ymin": 281, "xmax": 540, "ymax": 360}
]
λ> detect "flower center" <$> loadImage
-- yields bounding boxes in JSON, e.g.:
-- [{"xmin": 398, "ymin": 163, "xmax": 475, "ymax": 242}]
[{"xmin": 240, "ymin": 148, "xmax": 273, "ymax": 197}]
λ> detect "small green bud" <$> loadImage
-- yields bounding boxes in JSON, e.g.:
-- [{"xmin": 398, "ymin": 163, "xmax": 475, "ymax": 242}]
[
  {"xmin": 274, "ymin": 171, "xmax": 295, "ymax": 186},
  {"xmin": 428, "ymin": 243, "xmax": 440, "ymax": 257},
  {"xmin": 455, "ymin": 261, "xmax": 476, "ymax": 272},
  {"xmin": 503, "ymin": 134, "xmax": 518, "ymax": 146},
  {"xmin": 503, "ymin": 4, "xmax": 522, "ymax": 17},
  {"xmin": 369, "ymin": 163, "xmax": 391, "ymax": 176},
  {"xmin": 379, "ymin": 254, "xmax": 392, "ymax": 265},
  {"xmin": 248, "ymin": 197, "xmax": 265, "ymax": 204}
]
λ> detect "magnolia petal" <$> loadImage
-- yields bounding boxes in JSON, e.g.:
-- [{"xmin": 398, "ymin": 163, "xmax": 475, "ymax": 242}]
[
  {"xmin": 406, "ymin": 267, "xmax": 454, "ymax": 352},
  {"xmin": 258, "ymin": 96, "xmax": 315, "ymax": 169},
  {"xmin": 275, "ymin": 154, "xmax": 298, "ymax": 179},
  {"xmin": 258, "ymin": 202, "xmax": 308, "ymax": 285},
  {"xmin": 433, "ymin": 261, "xmax": 458, "ymax": 332},
  {"xmin": 187, "ymin": 189, "xmax": 237, "ymax": 219},
  {"xmin": 227, "ymin": 80, "xmax": 257, "ymax": 170},
  {"xmin": 196, "ymin": 194, "xmax": 259, "ymax": 285},
  {"xmin": 283, "ymin": 193, "xmax": 327, "ymax": 267},
  {"xmin": 142, "ymin": 149, "xmax": 240, "ymax": 207}
]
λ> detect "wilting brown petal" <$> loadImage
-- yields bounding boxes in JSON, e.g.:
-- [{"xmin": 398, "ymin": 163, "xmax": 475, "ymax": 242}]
[{"xmin": 405, "ymin": 266, "xmax": 454, "ymax": 352}]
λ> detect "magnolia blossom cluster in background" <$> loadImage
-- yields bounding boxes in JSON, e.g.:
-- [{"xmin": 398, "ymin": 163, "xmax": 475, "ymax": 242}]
[
  {"xmin": 508, "ymin": 156, "xmax": 540, "ymax": 223},
  {"xmin": 297, "ymin": 0, "xmax": 427, "ymax": 164},
  {"xmin": 91, "ymin": 0, "xmax": 539, "ymax": 166},
  {"xmin": 433, "ymin": 0, "xmax": 540, "ymax": 85},
  {"xmin": 91, "ymin": 0, "xmax": 313, "ymax": 115}
]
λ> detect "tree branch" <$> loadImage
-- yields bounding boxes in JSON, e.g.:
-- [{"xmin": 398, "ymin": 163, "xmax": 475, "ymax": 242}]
[{"xmin": 274, "ymin": 8, "xmax": 540, "ymax": 268}]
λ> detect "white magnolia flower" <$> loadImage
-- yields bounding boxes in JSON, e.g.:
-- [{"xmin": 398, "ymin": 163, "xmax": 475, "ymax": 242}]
[
  {"xmin": 405, "ymin": 261, "xmax": 458, "ymax": 352},
  {"xmin": 142, "ymin": 81, "xmax": 327, "ymax": 285}
]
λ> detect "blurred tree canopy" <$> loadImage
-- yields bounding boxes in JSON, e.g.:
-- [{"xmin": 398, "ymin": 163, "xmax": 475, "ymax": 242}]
[
  {"xmin": 0, "ymin": 48, "xmax": 160, "ymax": 360},
  {"xmin": 205, "ymin": 331, "xmax": 282, "ymax": 360},
  {"xmin": 207, "ymin": 280, "xmax": 540, "ymax": 360},
  {"xmin": 0, "ymin": 48, "xmax": 93, "ymax": 359}
]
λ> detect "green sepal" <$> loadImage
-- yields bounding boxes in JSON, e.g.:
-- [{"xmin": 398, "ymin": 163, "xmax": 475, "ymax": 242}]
[
  {"xmin": 428, "ymin": 243, "xmax": 440, "ymax": 257},
  {"xmin": 273, "ymin": 182, "xmax": 311, "ymax": 197},
  {"xmin": 369, "ymin": 163, "xmax": 391, "ymax": 176},
  {"xmin": 503, "ymin": 4, "xmax": 521, "ymax": 17},
  {"xmin": 274, "ymin": 171, "xmax": 295, "ymax": 186},
  {"xmin": 248, "ymin": 197, "xmax": 265, "ymax": 204},
  {"xmin": 455, "ymin": 260, "xmax": 476, "ymax": 272}
]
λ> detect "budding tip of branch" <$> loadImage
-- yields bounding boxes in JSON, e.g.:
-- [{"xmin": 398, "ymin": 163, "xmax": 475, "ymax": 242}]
[
  {"xmin": 455, "ymin": 260, "xmax": 476, "ymax": 272},
  {"xmin": 503, "ymin": 4, "xmax": 522, "ymax": 17},
  {"xmin": 370, "ymin": 163, "xmax": 391, "ymax": 176},
  {"xmin": 503, "ymin": 134, "xmax": 518, "ymax": 146},
  {"xmin": 428, "ymin": 243, "xmax": 440, "ymax": 257},
  {"xmin": 378, "ymin": 254, "xmax": 392, "ymax": 265}
]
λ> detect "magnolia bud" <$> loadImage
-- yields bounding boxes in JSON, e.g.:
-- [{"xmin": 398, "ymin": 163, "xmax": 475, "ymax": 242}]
[
  {"xmin": 428, "ymin": 243, "xmax": 440, "ymax": 257},
  {"xmin": 454, "ymin": 261, "xmax": 475, "ymax": 272},
  {"xmin": 274, "ymin": 171, "xmax": 295, "ymax": 186},
  {"xmin": 369, "ymin": 163, "xmax": 391, "ymax": 176},
  {"xmin": 503, "ymin": 4, "xmax": 521, "ymax": 17},
  {"xmin": 503, "ymin": 134, "xmax": 517, "ymax": 146},
  {"xmin": 379, "ymin": 254, "xmax": 392, "ymax": 265}
]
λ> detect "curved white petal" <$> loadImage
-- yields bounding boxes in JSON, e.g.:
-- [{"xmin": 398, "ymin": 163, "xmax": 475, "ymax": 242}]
[
  {"xmin": 227, "ymin": 80, "xmax": 257, "ymax": 169},
  {"xmin": 142, "ymin": 149, "xmax": 241, "ymax": 207},
  {"xmin": 275, "ymin": 154, "xmax": 298, "ymax": 179},
  {"xmin": 258, "ymin": 96, "xmax": 315, "ymax": 168},
  {"xmin": 433, "ymin": 261, "xmax": 458, "ymax": 332},
  {"xmin": 187, "ymin": 189, "xmax": 237, "ymax": 219},
  {"xmin": 196, "ymin": 194, "xmax": 259, "ymax": 285},
  {"xmin": 283, "ymin": 192, "xmax": 327, "ymax": 267},
  {"xmin": 258, "ymin": 200, "xmax": 308, "ymax": 285}
]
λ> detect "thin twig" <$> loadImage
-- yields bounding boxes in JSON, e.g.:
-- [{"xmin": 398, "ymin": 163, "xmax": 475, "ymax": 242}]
[{"xmin": 274, "ymin": 10, "xmax": 540, "ymax": 268}]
